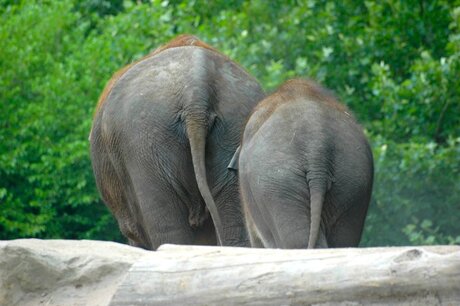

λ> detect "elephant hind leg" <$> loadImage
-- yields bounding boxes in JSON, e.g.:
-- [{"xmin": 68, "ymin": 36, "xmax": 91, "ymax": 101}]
[
  {"xmin": 275, "ymin": 218, "xmax": 327, "ymax": 249},
  {"xmin": 128, "ymin": 166, "xmax": 198, "ymax": 250},
  {"xmin": 240, "ymin": 175, "xmax": 276, "ymax": 248},
  {"xmin": 327, "ymin": 201, "xmax": 368, "ymax": 248},
  {"xmin": 256, "ymin": 191, "xmax": 327, "ymax": 249},
  {"xmin": 91, "ymin": 138, "xmax": 148, "ymax": 248},
  {"xmin": 247, "ymin": 212, "xmax": 272, "ymax": 248},
  {"xmin": 248, "ymin": 175, "xmax": 312, "ymax": 248}
]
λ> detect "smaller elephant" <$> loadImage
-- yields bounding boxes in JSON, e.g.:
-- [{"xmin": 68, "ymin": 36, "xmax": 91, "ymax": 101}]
[{"xmin": 235, "ymin": 79, "xmax": 373, "ymax": 249}]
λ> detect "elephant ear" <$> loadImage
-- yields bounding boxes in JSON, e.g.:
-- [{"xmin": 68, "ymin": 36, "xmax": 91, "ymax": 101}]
[{"xmin": 227, "ymin": 146, "xmax": 241, "ymax": 171}]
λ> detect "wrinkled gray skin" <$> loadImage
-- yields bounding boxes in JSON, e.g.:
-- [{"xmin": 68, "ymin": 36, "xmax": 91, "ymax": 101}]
[
  {"xmin": 236, "ymin": 79, "xmax": 373, "ymax": 249},
  {"xmin": 90, "ymin": 45, "xmax": 264, "ymax": 250}
]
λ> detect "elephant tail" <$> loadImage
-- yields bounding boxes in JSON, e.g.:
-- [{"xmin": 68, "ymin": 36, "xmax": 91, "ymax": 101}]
[
  {"xmin": 307, "ymin": 178, "xmax": 327, "ymax": 249},
  {"xmin": 185, "ymin": 117, "xmax": 223, "ymax": 246}
]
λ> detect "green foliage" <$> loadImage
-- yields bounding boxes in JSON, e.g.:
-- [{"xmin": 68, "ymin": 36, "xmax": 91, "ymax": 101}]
[
  {"xmin": 362, "ymin": 136, "xmax": 460, "ymax": 246},
  {"xmin": 0, "ymin": 0, "xmax": 122, "ymax": 240},
  {"xmin": 1, "ymin": 0, "xmax": 458, "ymax": 246}
]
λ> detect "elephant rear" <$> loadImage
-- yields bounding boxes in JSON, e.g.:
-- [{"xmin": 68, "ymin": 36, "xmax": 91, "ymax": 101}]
[
  {"xmin": 90, "ymin": 35, "xmax": 264, "ymax": 249},
  {"xmin": 239, "ymin": 79, "xmax": 373, "ymax": 249}
]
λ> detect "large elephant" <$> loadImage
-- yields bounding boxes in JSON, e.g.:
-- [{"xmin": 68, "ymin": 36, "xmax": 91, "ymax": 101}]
[
  {"xmin": 90, "ymin": 35, "xmax": 265, "ymax": 250},
  {"xmin": 235, "ymin": 79, "xmax": 373, "ymax": 249}
]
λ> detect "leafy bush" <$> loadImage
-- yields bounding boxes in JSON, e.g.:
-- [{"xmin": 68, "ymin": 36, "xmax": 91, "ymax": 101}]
[
  {"xmin": 362, "ymin": 137, "xmax": 460, "ymax": 246},
  {"xmin": 1, "ymin": 0, "xmax": 458, "ymax": 246}
]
